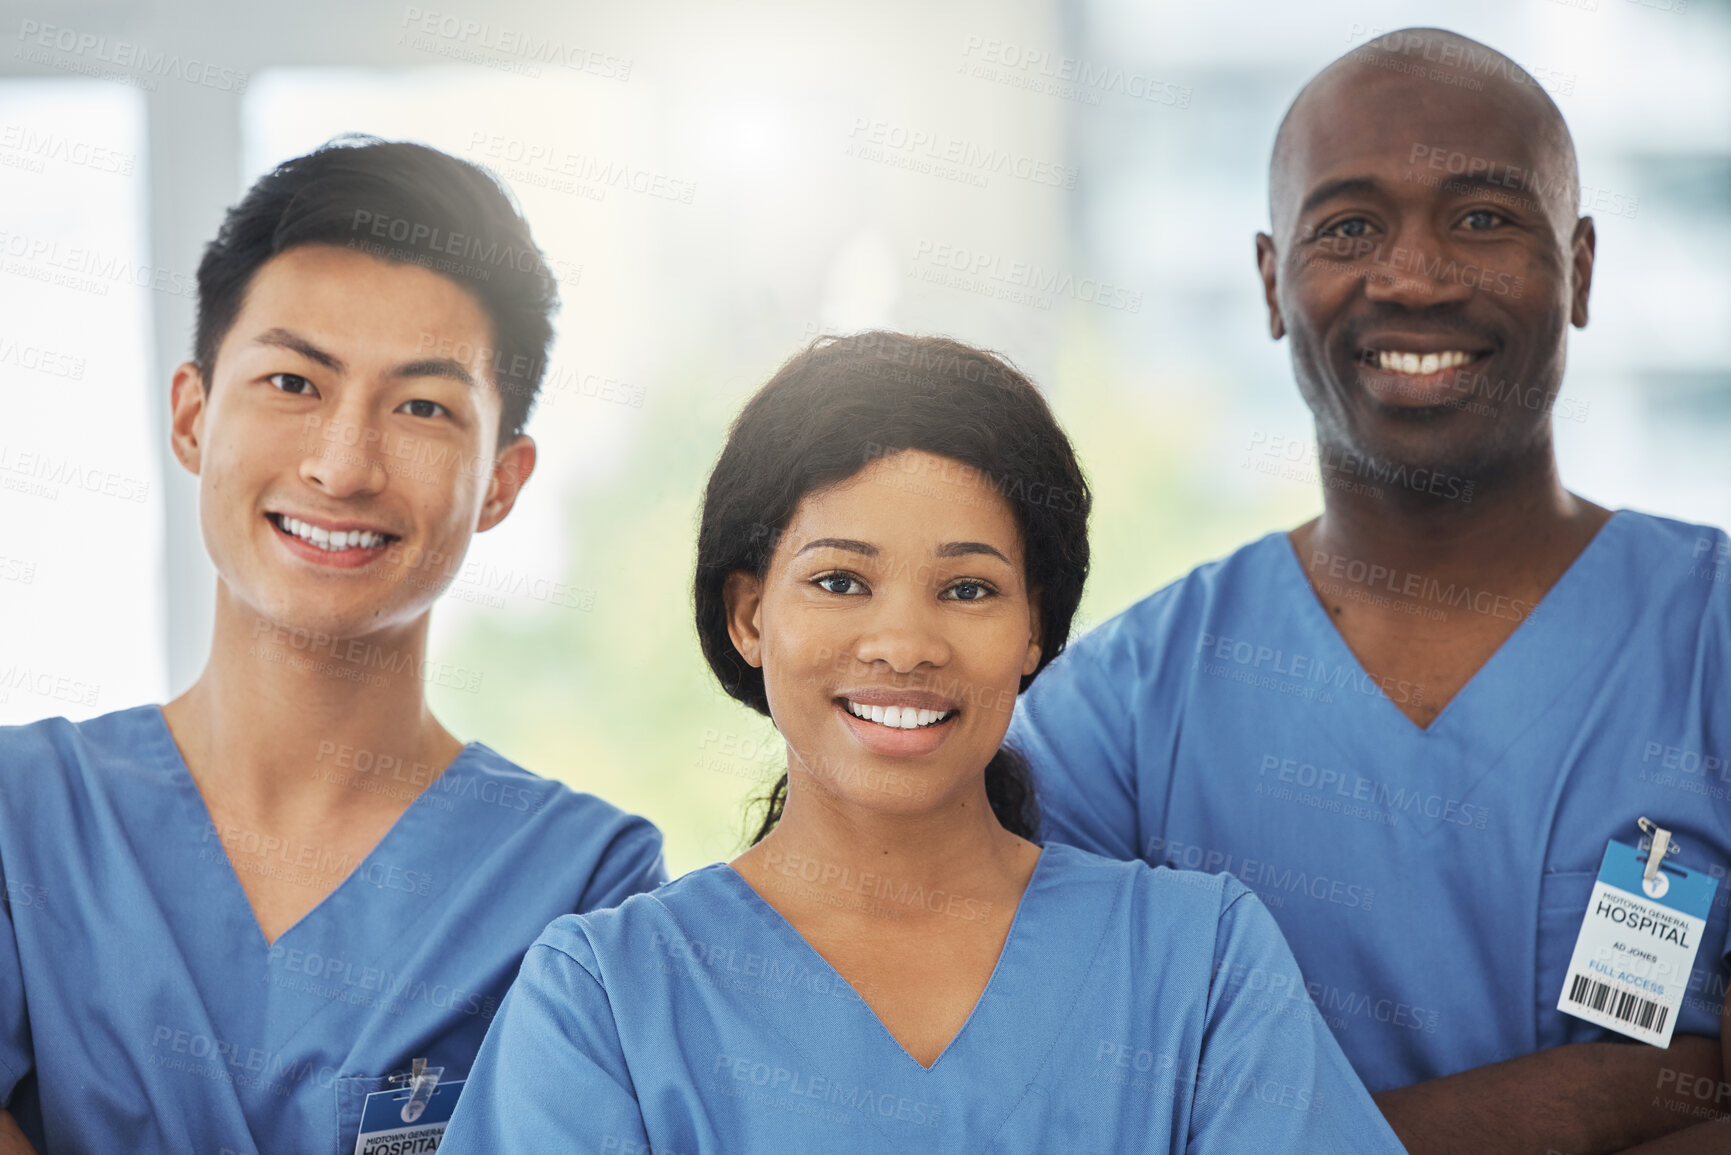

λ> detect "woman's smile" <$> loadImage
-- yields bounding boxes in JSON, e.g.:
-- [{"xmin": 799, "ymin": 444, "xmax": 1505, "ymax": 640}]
[{"xmin": 833, "ymin": 688, "xmax": 961, "ymax": 757}]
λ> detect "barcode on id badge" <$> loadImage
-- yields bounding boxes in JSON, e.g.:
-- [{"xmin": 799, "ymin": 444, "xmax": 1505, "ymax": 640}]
[{"xmin": 1565, "ymin": 972, "xmax": 1670, "ymax": 1035}]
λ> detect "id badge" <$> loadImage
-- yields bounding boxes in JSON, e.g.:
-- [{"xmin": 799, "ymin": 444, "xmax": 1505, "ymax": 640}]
[
  {"xmin": 1555, "ymin": 835, "xmax": 1717, "ymax": 1047},
  {"xmin": 352, "ymin": 1078, "xmax": 463, "ymax": 1155}
]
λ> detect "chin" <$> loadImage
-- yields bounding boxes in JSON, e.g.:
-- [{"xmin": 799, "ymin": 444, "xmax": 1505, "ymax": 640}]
[
  {"xmin": 246, "ymin": 586, "xmax": 424, "ymax": 643},
  {"xmin": 1327, "ymin": 400, "xmax": 1486, "ymax": 469}
]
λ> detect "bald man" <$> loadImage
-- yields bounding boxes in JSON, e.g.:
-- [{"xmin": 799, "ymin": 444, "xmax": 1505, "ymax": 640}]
[{"xmin": 1011, "ymin": 28, "xmax": 1731, "ymax": 1154}]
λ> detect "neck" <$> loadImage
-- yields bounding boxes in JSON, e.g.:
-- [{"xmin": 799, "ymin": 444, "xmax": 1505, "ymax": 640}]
[
  {"xmin": 749, "ymin": 766, "xmax": 1035, "ymax": 921},
  {"xmin": 162, "ymin": 581, "xmax": 461, "ymax": 821},
  {"xmin": 1307, "ymin": 441, "xmax": 1601, "ymax": 580}
]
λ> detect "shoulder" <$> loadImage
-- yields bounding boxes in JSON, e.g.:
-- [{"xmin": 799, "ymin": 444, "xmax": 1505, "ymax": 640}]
[
  {"xmin": 1599, "ymin": 510, "xmax": 1726, "ymax": 586},
  {"xmin": 1598, "ymin": 510, "xmax": 1730, "ymax": 632},
  {"xmin": 417, "ymin": 746, "xmax": 665, "ymax": 907},
  {"xmin": 537, "ymin": 866, "xmax": 727, "ymax": 974},
  {"xmin": 1036, "ymin": 842, "xmax": 1254, "ymax": 927},
  {"xmin": 502, "ymin": 874, "xmax": 730, "ymax": 1038},
  {"xmin": 1610, "ymin": 509, "xmax": 1726, "ymax": 553},
  {"xmin": 1049, "ymin": 533, "xmax": 1294, "ymax": 672},
  {"xmin": 0, "ymin": 704, "xmax": 175, "ymax": 789},
  {"xmin": 443, "ymin": 743, "xmax": 661, "ymax": 844},
  {"xmin": 1014, "ymin": 533, "xmax": 1294, "ymax": 752},
  {"xmin": 1033, "ymin": 846, "xmax": 1279, "ymax": 1004}
]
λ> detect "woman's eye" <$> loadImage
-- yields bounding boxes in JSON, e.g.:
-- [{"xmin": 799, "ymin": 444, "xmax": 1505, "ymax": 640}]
[
  {"xmin": 945, "ymin": 581, "xmax": 992, "ymax": 602},
  {"xmin": 1461, "ymin": 209, "xmax": 1506, "ymax": 231},
  {"xmin": 400, "ymin": 399, "xmax": 449, "ymax": 419},
  {"xmin": 815, "ymin": 574, "xmax": 864, "ymax": 596},
  {"xmin": 268, "ymin": 372, "xmax": 317, "ymax": 396}
]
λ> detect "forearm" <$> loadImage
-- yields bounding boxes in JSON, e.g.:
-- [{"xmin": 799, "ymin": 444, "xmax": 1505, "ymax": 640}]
[
  {"xmin": 0, "ymin": 1109, "xmax": 37, "ymax": 1155},
  {"xmin": 1612, "ymin": 1066, "xmax": 1731, "ymax": 1153},
  {"xmin": 1614, "ymin": 1118, "xmax": 1731, "ymax": 1154},
  {"xmin": 1373, "ymin": 1034, "xmax": 1722, "ymax": 1155}
]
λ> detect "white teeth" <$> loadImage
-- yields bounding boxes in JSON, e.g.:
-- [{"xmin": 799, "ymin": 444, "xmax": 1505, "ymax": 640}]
[
  {"xmin": 275, "ymin": 515, "xmax": 387, "ymax": 552},
  {"xmin": 844, "ymin": 700, "xmax": 954, "ymax": 730},
  {"xmin": 1376, "ymin": 350, "xmax": 1474, "ymax": 375}
]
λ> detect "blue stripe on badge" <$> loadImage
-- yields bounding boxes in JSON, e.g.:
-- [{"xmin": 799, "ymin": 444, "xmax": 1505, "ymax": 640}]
[
  {"xmin": 1598, "ymin": 841, "xmax": 1717, "ymax": 920},
  {"xmin": 358, "ymin": 1078, "xmax": 463, "ymax": 1132}
]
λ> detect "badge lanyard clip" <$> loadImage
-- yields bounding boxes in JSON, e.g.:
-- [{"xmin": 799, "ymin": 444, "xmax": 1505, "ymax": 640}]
[
  {"xmin": 388, "ymin": 1057, "xmax": 443, "ymax": 1123},
  {"xmin": 1636, "ymin": 816, "xmax": 1680, "ymax": 885}
]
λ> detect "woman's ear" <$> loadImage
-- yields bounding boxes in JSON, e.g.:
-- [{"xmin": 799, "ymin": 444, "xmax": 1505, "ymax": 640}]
[
  {"xmin": 723, "ymin": 571, "xmax": 766, "ymax": 668},
  {"xmin": 1023, "ymin": 586, "xmax": 1044, "ymax": 677}
]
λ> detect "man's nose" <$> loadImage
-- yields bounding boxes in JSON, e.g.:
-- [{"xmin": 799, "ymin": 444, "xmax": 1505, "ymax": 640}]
[
  {"xmin": 1362, "ymin": 219, "xmax": 1476, "ymax": 309},
  {"xmin": 300, "ymin": 411, "xmax": 388, "ymax": 498}
]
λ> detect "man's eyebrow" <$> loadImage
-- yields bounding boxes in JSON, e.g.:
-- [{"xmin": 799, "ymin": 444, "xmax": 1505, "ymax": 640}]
[
  {"xmin": 392, "ymin": 358, "xmax": 478, "ymax": 389},
  {"xmin": 254, "ymin": 328, "xmax": 345, "ymax": 374},
  {"xmin": 1298, "ymin": 176, "xmax": 1384, "ymax": 217},
  {"xmin": 936, "ymin": 541, "xmax": 1011, "ymax": 563},
  {"xmin": 795, "ymin": 538, "xmax": 877, "ymax": 558},
  {"xmin": 252, "ymin": 330, "xmax": 478, "ymax": 389},
  {"xmin": 1433, "ymin": 171, "xmax": 1543, "ymax": 207}
]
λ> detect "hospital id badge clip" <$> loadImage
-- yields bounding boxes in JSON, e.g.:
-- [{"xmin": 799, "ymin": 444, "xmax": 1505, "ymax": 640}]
[
  {"xmin": 352, "ymin": 1059, "xmax": 462, "ymax": 1155},
  {"xmin": 1555, "ymin": 818, "xmax": 1718, "ymax": 1047}
]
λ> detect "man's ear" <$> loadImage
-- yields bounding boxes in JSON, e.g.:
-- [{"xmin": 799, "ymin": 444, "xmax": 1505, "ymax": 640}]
[
  {"xmin": 1022, "ymin": 587, "xmax": 1044, "ymax": 678},
  {"xmin": 1255, "ymin": 232, "xmax": 1286, "ymax": 340},
  {"xmin": 723, "ymin": 571, "xmax": 765, "ymax": 668},
  {"xmin": 169, "ymin": 362, "xmax": 208, "ymax": 475},
  {"xmin": 1570, "ymin": 215, "xmax": 1596, "ymax": 329},
  {"xmin": 476, "ymin": 434, "xmax": 537, "ymax": 533}
]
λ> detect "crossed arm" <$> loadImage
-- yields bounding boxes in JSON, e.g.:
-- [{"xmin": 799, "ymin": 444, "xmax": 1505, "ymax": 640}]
[{"xmin": 1377, "ymin": 995, "xmax": 1731, "ymax": 1155}]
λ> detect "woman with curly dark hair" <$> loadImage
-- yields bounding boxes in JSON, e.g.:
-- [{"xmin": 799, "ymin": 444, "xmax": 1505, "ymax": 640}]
[{"xmin": 446, "ymin": 332, "xmax": 1401, "ymax": 1153}]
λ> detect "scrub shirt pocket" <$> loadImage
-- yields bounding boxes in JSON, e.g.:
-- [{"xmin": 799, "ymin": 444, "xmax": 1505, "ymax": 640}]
[
  {"xmin": 1535, "ymin": 871, "xmax": 1600, "ymax": 1050},
  {"xmin": 336, "ymin": 1073, "xmax": 394, "ymax": 1155},
  {"xmin": 337, "ymin": 1067, "xmax": 471, "ymax": 1154}
]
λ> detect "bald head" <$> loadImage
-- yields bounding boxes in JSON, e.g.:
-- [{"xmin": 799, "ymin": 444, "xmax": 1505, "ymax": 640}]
[{"xmin": 1270, "ymin": 28, "xmax": 1580, "ymax": 240}]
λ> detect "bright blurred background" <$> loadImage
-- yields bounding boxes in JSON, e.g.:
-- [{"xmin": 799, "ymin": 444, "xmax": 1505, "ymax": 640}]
[{"xmin": 3, "ymin": 0, "xmax": 1728, "ymax": 875}]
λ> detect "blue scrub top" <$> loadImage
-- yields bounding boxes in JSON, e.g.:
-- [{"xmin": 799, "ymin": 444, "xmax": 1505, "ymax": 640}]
[
  {"xmin": 1008, "ymin": 510, "xmax": 1731, "ymax": 1090},
  {"xmin": 442, "ymin": 842, "xmax": 1404, "ymax": 1153},
  {"xmin": 0, "ymin": 704, "xmax": 667, "ymax": 1153}
]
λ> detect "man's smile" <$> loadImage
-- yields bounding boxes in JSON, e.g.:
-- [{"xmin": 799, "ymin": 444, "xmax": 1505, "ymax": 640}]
[
  {"xmin": 1348, "ymin": 330, "xmax": 1497, "ymax": 409},
  {"xmin": 265, "ymin": 510, "xmax": 401, "ymax": 567},
  {"xmin": 1360, "ymin": 348, "xmax": 1480, "ymax": 376}
]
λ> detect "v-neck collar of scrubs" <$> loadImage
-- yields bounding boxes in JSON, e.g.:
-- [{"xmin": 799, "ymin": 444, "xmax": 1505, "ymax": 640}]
[
  {"xmin": 147, "ymin": 704, "xmax": 479, "ymax": 950},
  {"xmin": 715, "ymin": 845, "xmax": 1114, "ymax": 1087},
  {"xmin": 1278, "ymin": 510, "xmax": 1629, "ymax": 738},
  {"xmin": 140, "ymin": 704, "xmax": 514, "ymax": 1061},
  {"xmin": 1268, "ymin": 511, "xmax": 1635, "ymax": 837}
]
